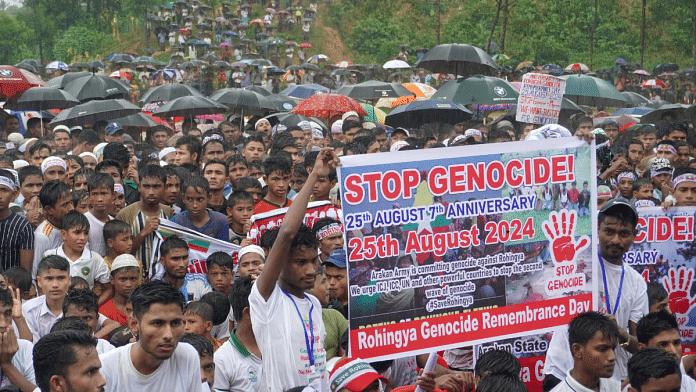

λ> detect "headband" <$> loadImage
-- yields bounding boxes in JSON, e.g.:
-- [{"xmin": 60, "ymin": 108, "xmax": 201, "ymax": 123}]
[
  {"xmin": 311, "ymin": 128, "xmax": 323, "ymax": 139},
  {"xmin": 255, "ymin": 119, "xmax": 270, "ymax": 130},
  {"xmin": 40, "ymin": 157, "xmax": 67, "ymax": 174},
  {"xmin": 79, "ymin": 152, "xmax": 97, "ymax": 161},
  {"xmin": 317, "ymin": 223, "xmax": 342, "ymax": 240},
  {"xmin": 657, "ymin": 144, "xmax": 677, "ymax": 155},
  {"xmin": 0, "ymin": 169, "xmax": 18, "ymax": 190},
  {"xmin": 617, "ymin": 172, "xmax": 637, "ymax": 181},
  {"xmin": 634, "ymin": 199, "xmax": 656, "ymax": 208},
  {"xmin": 114, "ymin": 183, "xmax": 125, "ymax": 194},
  {"xmin": 449, "ymin": 135, "xmax": 465, "ymax": 146},
  {"xmin": 464, "ymin": 129, "xmax": 482, "ymax": 138},
  {"xmin": 673, "ymin": 173, "xmax": 696, "ymax": 188},
  {"xmin": 203, "ymin": 134, "xmax": 224, "ymax": 144},
  {"xmin": 159, "ymin": 147, "xmax": 176, "ymax": 160},
  {"xmin": 597, "ymin": 185, "xmax": 612, "ymax": 198}
]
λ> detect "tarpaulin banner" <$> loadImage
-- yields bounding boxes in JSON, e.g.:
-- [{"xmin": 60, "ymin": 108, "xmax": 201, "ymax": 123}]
[
  {"xmin": 624, "ymin": 206, "xmax": 696, "ymax": 349},
  {"xmin": 338, "ymin": 137, "xmax": 597, "ymax": 361},
  {"xmin": 248, "ymin": 200, "xmax": 342, "ymax": 245}
]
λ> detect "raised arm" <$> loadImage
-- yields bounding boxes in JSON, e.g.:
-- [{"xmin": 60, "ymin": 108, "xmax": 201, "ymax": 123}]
[{"xmin": 256, "ymin": 148, "xmax": 339, "ymax": 300}]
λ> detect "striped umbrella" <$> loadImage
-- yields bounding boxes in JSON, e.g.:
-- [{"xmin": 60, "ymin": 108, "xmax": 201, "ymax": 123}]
[
  {"xmin": 376, "ymin": 82, "xmax": 437, "ymax": 108},
  {"xmin": 359, "ymin": 103, "xmax": 386, "ymax": 125}
]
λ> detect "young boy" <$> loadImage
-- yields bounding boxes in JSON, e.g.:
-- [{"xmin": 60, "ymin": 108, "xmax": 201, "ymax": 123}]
[
  {"xmin": 290, "ymin": 163, "xmax": 308, "ymax": 199},
  {"xmin": 254, "ymin": 154, "xmax": 292, "ymax": 214},
  {"xmin": 34, "ymin": 180, "xmax": 74, "ymax": 279},
  {"xmin": 17, "ymin": 165, "xmax": 43, "ymax": 221},
  {"xmin": 71, "ymin": 167, "xmax": 93, "ymax": 192},
  {"xmin": 550, "ymin": 311, "xmax": 621, "ymax": 392},
  {"xmin": 225, "ymin": 155, "xmax": 249, "ymax": 197},
  {"xmin": 227, "ymin": 190, "xmax": 254, "ymax": 245},
  {"xmin": 179, "ymin": 333, "xmax": 216, "ymax": 390},
  {"xmin": 203, "ymin": 159, "xmax": 228, "ymax": 214},
  {"xmin": 99, "ymin": 254, "xmax": 141, "ymax": 326},
  {"xmin": 163, "ymin": 165, "xmax": 187, "ymax": 215},
  {"xmin": 627, "ymin": 348, "xmax": 681, "ymax": 392},
  {"xmin": 109, "ymin": 183, "xmax": 126, "ymax": 217},
  {"xmin": 43, "ymin": 211, "xmax": 111, "ymax": 305},
  {"xmin": 172, "ymin": 176, "xmax": 230, "ymax": 241},
  {"xmin": 635, "ymin": 310, "xmax": 696, "ymax": 391},
  {"xmin": 182, "ymin": 301, "xmax": 223, "ymax": 351},
  {"xmin": 3, "ymin": 266, "xmax": 37, "ymax": 302},
  {"xmin": 305, "ymin": 265, "xmax": 348, "ymax": 360},
  {"xmin": 236, "ymin": 176, "xmax": 263, "ymax": 205},
  {"xmin": 617, "ymin": 171, "xmax": 637, "ymax": 200},
  {"xmin": 311, "ymin": 167, "xmax": 337, "ymax": 202},
  {"xmin": 648, "ymin": 157, "xmax": 673, "ymax": 202},
  {"xmin": 22, "ymin": 255, "xmax": 71, "ymax": 341},
  {"xmin": 103, "ymin": 219, "xmax": 140, "ymax": 270},
  {"xmin": 62, "ymin": 288, "xmax": 116, "ymax": 353},
  {"xmin": 669, "ymin": 167, "xmax": 696, "ymax": 207},
  {"xmin": 312, "ymin": 217, "xmax": 344, "ymax": 263},
  {"xmin": 251, "ymin": 147, "xmax": 339, "ymax": 391},
  {"xmin": 0, "ymin": 169, "xmax": 34, "ymax": 272},
  {"xmin": 632, "ymin": 178, "xmax": 655, "ymax": 206},
  {"xmin": 85, "ymin": 173, "xmax": 115, "ymax": 256},
  {"xmin": 206, "ymin": 251, "xmax": 234, "ymax": 296}
]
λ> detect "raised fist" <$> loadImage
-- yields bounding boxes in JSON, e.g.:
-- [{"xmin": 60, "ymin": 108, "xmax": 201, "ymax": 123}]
[
  {"xmin": 542, "ymin": 209, "xmax": 590, "ymax": 264},
  {"xmin": 662, "ymin": 267, "xmax": 696, "ymax": 314}
]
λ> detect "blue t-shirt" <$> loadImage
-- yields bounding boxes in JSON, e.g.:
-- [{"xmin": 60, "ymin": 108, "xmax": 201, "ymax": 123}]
[{"xmin": 171, "ymin": 210, "xmax": 230, "ymax": 242}]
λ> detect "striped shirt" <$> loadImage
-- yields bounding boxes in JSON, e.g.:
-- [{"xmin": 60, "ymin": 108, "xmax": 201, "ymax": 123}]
[
  {"xmin": 0, "ymin": 213, "xmax": 34, "ymax": 272},
  {"xmin": 115, "ymin": 203, "xmax": 172, "ymax": 278}
]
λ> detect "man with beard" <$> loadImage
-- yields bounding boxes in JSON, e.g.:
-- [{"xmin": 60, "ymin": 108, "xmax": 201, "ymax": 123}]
[{"xmin": 99, "ymin": 280, "xmax": 199, "ymax": 392}]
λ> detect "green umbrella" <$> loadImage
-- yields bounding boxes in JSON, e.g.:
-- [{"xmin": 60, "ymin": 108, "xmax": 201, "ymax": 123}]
[
  {"xmin": 559, "ymin": 74, "xmax": 627, "ymax": 107},
  {"xmin": 431, "ymin": 74, "xmax": 518, "ymax": 105}
]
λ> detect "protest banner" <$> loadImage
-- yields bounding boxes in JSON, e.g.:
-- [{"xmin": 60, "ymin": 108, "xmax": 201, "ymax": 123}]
[
  {"xmin": 248, "ymin": 200, "xmax": 342, "ymax": 245},
  {"xmin": 516, "ymin": 73, "xmax": 566, "ymax": 125},
  {"xmin": 623, "ymin": 206, "xmax": 696, "ymax": 352},
  {"xmin": 338, "ymin": 137, "xmax": 597, "ymax": 361},
  {"xmin": 151, "ymin": 219, "xmax": 241, "ymax": 280}
]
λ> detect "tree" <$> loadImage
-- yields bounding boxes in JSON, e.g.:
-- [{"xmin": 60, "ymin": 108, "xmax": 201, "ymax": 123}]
[
  {"xmin": 53, "ymin": 26, "xmax": 106, "ymax": 63},
  {"xmin": 0, "ymin": 13, "xmax": 33, "ymax": 65}
]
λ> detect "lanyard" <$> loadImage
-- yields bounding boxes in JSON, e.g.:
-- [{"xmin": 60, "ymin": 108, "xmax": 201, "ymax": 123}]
[
  {"xmin": 599, "ymin": 252, "xmax": 625, "ymax": 315},
  {"xmin": 280, "ymin": 287, "xmax": 315, "ymax": 366}
]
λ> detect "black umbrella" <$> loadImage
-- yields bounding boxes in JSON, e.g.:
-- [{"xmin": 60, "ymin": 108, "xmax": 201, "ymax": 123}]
[
  {"xmin": 62, "ymin": 74, "xmax": 131, "ymax": 102},
  {"xmin": 89, "ymin": 60, "xmax": 108, "ymax": 70},
  {"xmin": 22, "ymin": 59, "xmax": 42, "ymax": 69},
  {"xmin": 111, "ymin": 113, "xmax": 159, "ymax": 128},
  {"xmin": 645, "ymin": 100, "xmax": 671, "ymax": 109},
  {"xmin": 300, "ymin": 63, "xmax": 320, "ymax": 72},
  {"xmin": 640, "ymin": 103, "xmax": 689, "ymax": 123},
  {"xmin": 266, "ymin": 94, "xmax": 301, "ymax": 112},
  {"xmin": 250, "ymin": 59, "xmax": 272, "ymax": 67},
  {"xmin": 47, "ymin": 72, "xmax": 92, "ymax": 89},
  {"xmin": 110, "ymin": 54, "xmax": 134, "ymax": 63},
  {"xmin": 14, "ymin": 62, "xmax": 38, "ymax": 73},
  {"xmin": 415, "ymin": 43, "xmax": 498, "ymax": 77},
  {"xmin": 50, "ymin": 99, "xmax": 142, "ymax": 126},
  {"xmin": 263, "ymin": 112, "xmax": 328, "ymax": 131},
  {"xmin": 139, "ymin": 83, "xmax": 204, "ymax": 104},
  {"xmin": 337, "ymin": 80, "xmax": 414, "ymax": 103},
  {"xmin": 200, "ymin": 53, "xmax": 218, "ymax": 62},
  {"xmin": 210, "ymin": 88, "xmax": 275, "ymax": 115},
  {"xmin": 621, "ymin": 91, "xmax": 651, "ymax": 107},
  {"xmin": 385, "ymin": 99, "xmax": 473, "ymax": 128},
  {"xmin": 653, "ymin": 63, "xmax": 679, "ymax": 75},
  {"xmin": 243, "ymin": 85, "xmax": 272, "ymax": 96},
  {"xmin": 152, "ymin": 95, "xmax": 229, "ymax": 118},
  {"xmin": 5, "ymin": 87, "xmax": 80, "ymax": 111}
]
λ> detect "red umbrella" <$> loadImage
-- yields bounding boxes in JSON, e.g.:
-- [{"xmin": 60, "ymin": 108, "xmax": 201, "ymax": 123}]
[
  {"xmin": 250, "ymin": 19, "xmax": 264, "ymax": 26},
  {"xmin": 0, "ymin": 66, "xmax": 45, "ymax": 99},
  {"xmin": 291, "ymin": 93, "xmax": 367, "ymax": 119},
  {"xmin": 640, "ymin": 79, "xmax": 666, "ymax": 88},
  {"xmin": 178, "ymin": 28, "xmax": 190, "ymax": 35},
  {"xmin": 298, "ymin": 43, "xmax": 312, "ymax": 49}
]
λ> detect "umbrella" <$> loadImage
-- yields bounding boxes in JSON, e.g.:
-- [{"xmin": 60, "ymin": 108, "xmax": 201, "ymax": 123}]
[
  {"xmin": 613, "ymin": 107, "xmax": 655, "ymax": 117},
  {"xmin": 301, "ymin": 17, "xmax": 313, "ymax": 22},
  {"xmin": 244, "ymin": 85, "xmax": 272, "ymax": 96},
  {"xmin": 50, "ymin": 99, "xmax": 142, "ymax": 126},
  {"xmin": 640, "ymin": 104, "xmax": 689, "ymax": 123},
  {"xmin": 300, "ymin": 63, "xmax": 320, "ymax": 72},
  {"xmin": 621, "ymin": 92, "xmax": 651, "ymax": 107},
  {"xmin": 0, "ymin": 66, "xmax": 45, "ymax": 99},
  {"xmin": 375, "ymin": 82, "xmax": 437, "ymax": 108},
  {"xmin": 540, "ymin": 64, "xmax": 564, "ymax": 74},
  {"xmin": 197, "ymin": 23, "xmax": 212, "ymax": 31},
  {"xmin": 337, "ymin": 80, "xmax": 414, "ymax": 102},
  {"xmin": 645, "ymin": 100, "xmax": 671, "ymax": 109},
  {"xmin": 152, "ymin": 96, "xmax": 229, "ymax": 118},
  {"xmin": 431, "ymin": 75, "xmax": 518, "ymax": 105},
  {"xmin": 331, "ymin": 69, "xmax": 351, "ymax": 77},
  {"xmin": 210, "ymin": 88, "xmax": 275, "ymax": 115},
  {"xmin": 89, "ymin": 60, "xmax": 108, "ymax": 70},
  {"xmin": 21, "ymin": 59, "xmax": 42, "ymax": 69},
  {"xmin": 298, "ymin": 43, "xmax": 312, "ymax": 49},
  {"xmin": 266, "ymin": 68, "xmax": 286, "ymax": 77},
  {"xmin": 565, "ymin": 63, "xmax": 589, "ymax": 72},
  {"xmin": 383, "ymin": 60, "xmax": 410, "ymax": 69},
  {"xmin": 179, "ymin": 28, "xmax": 191, "ymax": 35},
  {"xmin": 62, "ymin": 74, "xmax": 131, "ymax": 102},
  {"xmin": 265, "ymin": 7, "xmax": 276, "ymax": 14},
  {"xmin": 308, "ymin": 54, "xmax": 330, "ymax": 63},
  {"xmin": 491, "ymin": 54, "xmax": 510, "ymax": 62},
  {"xmin": 167, "ymin": 24, "xmax": 181, "ymax": 31},
  {"xmin": 46, "ymin": 61, "xmax": 69, "ymax": 71},
  {"xmin": 14, "ymin": 62, "xmax": 38, "ymax": 73},
  {"xmin": 110, "ymin": 54, "xmax": 134, "ymax": 63},
  {"xmin": 109, "ymin": 70, "xmax": 133, "ymax": 80},
  {"xmin": 240, "ymin": 3, "xmax": 251, "ymax": 9},
  {"xmin": 335, "ymin": 61, "xmax": 353, "ymax": 68},
  {"xmin": 415, "ymin": 43, "xmax": 498, "ymax": 77},
  {"xmin": 360, "ymin": 103, "xmax": 386, "ymax": 125},
  {"xmin": 263, "ymin": 112, "xmax": 328, "ymax": 131},
  {"xmin": 5, "ymin": 87, "xmax": 79, "ymax": 111},
  {"xmin": 139, "ymin": 83, "xmax": 204, "ymax": 104},
  {"xmin": 280, "ymin": 83, "xmax": 329, "ymax": 99},
  {"xmin": 133, "ymin": 56, "xmax": 164, "ymax": 66},
  {"xmin": 516, "ymin": 61, "xmax": 533, "ymax": 71},
  {"xmin": 201, "ymin": 53, "xmax": 219, "ymax": 62},
  {"xmin": 220, "ymin": 42, "xmax": 232, "ymax": 48},
  {"xmin": 211, "ymin": 61, "xmax": 232, "ymax": 69},
  {"xmin": 632, "ymin": 70, "xmax": 650, "ymax": 76},
  {"xmin": 222, "ymin": 31, "xmax": 237, "ymax": 37},
  {"xmin": 653, "ymin": 63, "xmax": 679, "ymax": 75},
  {"xmin": 250, "ymin": 19, "xmax": 264, "ymax": 25},
  {"xmin": 559, "ymin": 74, "xmax": 627, "ymax": 107},
  {"xmin": 640, "ymin": 79, "xmax": 666, "ymax": 89},
  {"xmin": 111, "ymin": 112, "xmax": 159, "ymax": 128},
  {"xmin": 249, "ymin": 59, "xmax": 273, "ymax": 67},
  {"xmin": 266, "ymin": 94, "xmax": 300, "ymax": 111},
  {"xmin": 215, "ymin": 17, "xmax": 227, "ymax": 23},
  {"xmin": 496, "ymin": 98, "xmax": 584, "ymax": 125},
  {"xmin": 46, "ymin": 72, "xmax": 92, "ymax": 88},
  {"xmin": 291, "ymin": 93, "xmax": 366, "ymax": 119},
  {"xmin": 658, "ymin": 72, "xmax": 679, "ymax": 80},
  {"xmin": 385, "ymin": 99, "xmax": 473, "ymax": 128}
]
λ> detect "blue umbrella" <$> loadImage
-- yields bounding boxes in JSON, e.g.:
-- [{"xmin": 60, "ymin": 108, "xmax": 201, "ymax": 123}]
[
  {"xmin": 612, "ymin": 107, "xmax": 654, "ymax": 116},
  {"xmin": 223, "ymin": 31, "xmax": 238, "ymax": 36},
  {"xmin": 280, "ymin": 83, "xmax": 329, "ymax": 99},
  {"xmin": 195, "ymin": 40, "xmax": 210, "ymax": 46},
  {"xmin": 46, "ymin": 61, "xmax": 69, "ymax": 71}
]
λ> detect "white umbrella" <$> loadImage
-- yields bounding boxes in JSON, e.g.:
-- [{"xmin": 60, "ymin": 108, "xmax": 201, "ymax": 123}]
[
  {"xmin": 383, "ymin": 59, "xmax": 410, "ymax": 69},
  {"xmin": 46, "ymin": 61, "xmax": 69, "ymax": 71}
]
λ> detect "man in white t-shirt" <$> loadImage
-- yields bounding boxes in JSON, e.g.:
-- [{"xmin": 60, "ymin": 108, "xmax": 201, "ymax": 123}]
[
  {"xmin": 33, "ymin": 330, "xmax": 105, "ymax": 392},
  {"xmin": 550, "ymin": 312, "xmax": 622, "ymax": 392},
  {"xmin": 99, "ymin": 280, "xmax": 200, "ymax": 392},
  {"xmin": 544, "ymin": 199, "xmax": 649, "ymax": 389},
  {"xmin": 250, "ymin": 148, "xmax": 339, "ymax": 392}
]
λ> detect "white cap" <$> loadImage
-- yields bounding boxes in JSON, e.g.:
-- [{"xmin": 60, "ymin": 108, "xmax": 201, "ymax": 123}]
[
  {"xmin": 52, "ymin": 125, "xmax": 71, "ymax": 134},
  {"xmin": 93, "ymin": 142, "xmax": 108, "ymax": 159},
  {"xmin": 7, "ymin": 133, "xmax": 24, "ymax": 146},
  {"xmin": 13, "ymin": 160, "xmax": 29, "ymax": 170},
  {"xmin": 390, "ymin": 141, "xmax": 409, "ymax": 152},
  {"xmin": 111, "ymin": 254, "xmax": 140, "ymax": 272},
  {"xmin": 342, "ymin": 111, "xmax": 359, "ymax": 121},
  {"xmin": 40, "ymin": 156, "xmax": 67, "ymax": 174},
  {"xmin": 238, "ymin": 245, "xmax": 265, "ymax": 261},
  {"xmin": 79, "ymin": 152, "xmax": 97, "ymax": 161},
  {"xmin": 18, "ymin": 138, "xmax": 37, "ymax": 153},
  {"xmin": 331, "ymin": 119, "xmax": 343, "ymax": 133},
  {"xmin": 159, "ymin": 147, "xmax": 176, "ymax": 160}
]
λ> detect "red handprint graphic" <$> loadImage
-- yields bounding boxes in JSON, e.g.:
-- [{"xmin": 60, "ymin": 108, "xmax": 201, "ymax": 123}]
[
  {"xmin": 662, "ymin": 267, "xmax": 696, "ymax": 314},
  {"xmin": 542, "ymin": 209, "xmax": 590, "ymax": 264}
]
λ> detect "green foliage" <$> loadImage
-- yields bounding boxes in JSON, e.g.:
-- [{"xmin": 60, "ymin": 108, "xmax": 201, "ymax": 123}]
[
  {"xmin": 348, "ymin": 17, "xmax": 405, "ymax": 64},
  {"xmin": 0, "ymin": 12, "xmax": 33, "ymax": 64},
  {"xmin": 53, "ymin": 26, "xmax": 108, "ymax": 62}
]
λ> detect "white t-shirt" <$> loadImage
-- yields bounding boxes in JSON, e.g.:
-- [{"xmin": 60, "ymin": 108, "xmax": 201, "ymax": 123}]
[
  {"xmin": 545, "ymin": 259, "xmax": 649, "ymax": 382},
  {"xmin": 22, "ymin": 295, "xmax": 60, "ymax": 342},
  {"xmin": 551, "ymin": 370, "xmax": 621, "ymax": 392},
  {"xmin": 382, "ymin": 356, "xmax": 418, "ymax": 388},
  {"xmin": 99, "ymin": 342, "xmax": 200, "ymax": 392},
  {"xmin": 249, "ymin": 282, "xmax": 329, "ymax": 391},
  {"xmin": 680, "ymin": 360, "xmax": 696, "ymax": 392},
  {"xmin": 84, "ymin": 211, "xmax": 113, "ymax": 256},
  {"xmin": 0, "ymin": 338, "xmax": 35, "ymax": 389},
  {"xmin": 43, "ymin": 246, "xmax": 110, "ymax": 289},
  {"xmin": 96, "ymin": 338, "xmax": 116, "ymax": 355},
  {"xmin": 33, "ymin": 220, "xmax": 63, "ymax": 279},
  {"xmin": 213, "ymin": 335, "xmax": 265, "ymax": 392}
]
